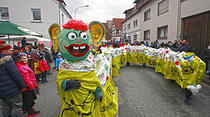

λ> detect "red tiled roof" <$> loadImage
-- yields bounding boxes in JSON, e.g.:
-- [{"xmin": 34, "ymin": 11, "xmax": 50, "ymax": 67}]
[{"xmin": 113, "ymin": 18, "xmax": 124, "ymax": 30}]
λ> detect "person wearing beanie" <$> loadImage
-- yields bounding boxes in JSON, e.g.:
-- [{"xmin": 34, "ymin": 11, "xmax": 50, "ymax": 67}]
[
  {"xmin": 0, "ymin": 40, "xmax": 26, "ymax": 117},
  {"xmin": 55, "ymin": 53, "xmax": 63, "ymax": 70}
]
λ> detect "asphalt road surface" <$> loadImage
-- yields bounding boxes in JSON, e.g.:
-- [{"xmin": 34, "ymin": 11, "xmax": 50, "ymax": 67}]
[
  {"xmin": 113, "ymin": 64, "xmax": 210, "ymax": 117},
  {"xmin": 1, "ymin": 65, "xmax": 210, "ymax": 117}
]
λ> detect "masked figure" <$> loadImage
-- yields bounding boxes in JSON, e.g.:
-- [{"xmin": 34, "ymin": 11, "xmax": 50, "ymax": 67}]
[{"xmin": 49, "ymin": 19, "xmax": 118, "ymax": 117}]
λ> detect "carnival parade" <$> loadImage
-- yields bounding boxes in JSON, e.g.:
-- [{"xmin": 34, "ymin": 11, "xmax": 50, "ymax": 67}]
[{"xmin": 0, "ymin": 0, "xmax": 210, "ymax": 117}]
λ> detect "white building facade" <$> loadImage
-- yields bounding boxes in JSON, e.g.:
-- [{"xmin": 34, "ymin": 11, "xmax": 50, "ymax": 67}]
[
  {"xmin": 0, "ymin": 0, "xmax": 72, "ymax": 39},
  {"xmin": 122, "ymin": 11, "xmax": 141, "ymax": 42},
  {"xmin": 123, "ymin": 0, "xmax": 179, "ymax": 43}
]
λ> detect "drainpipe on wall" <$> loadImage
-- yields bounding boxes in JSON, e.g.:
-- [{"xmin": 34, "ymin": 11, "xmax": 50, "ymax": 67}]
[{"xmin": 177, "ymin": 0, "xmax": 181, "ymax": 41}]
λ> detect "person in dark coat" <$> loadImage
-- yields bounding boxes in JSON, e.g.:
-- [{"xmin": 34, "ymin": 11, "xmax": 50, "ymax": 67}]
[
  {"xmin": 0, "ymin": 40, "xmax": 26, "ymax": 117},
  {"xmin": 177, "ymin": 40, "xmax": 190, "ymax": 52},
  {"xmin": 21, "ymin": 37, "xmax": 27, "ymax": 48},
  {"xmin": 11, "ymin": 45, "xmax": 20, "ymax": 63},
  {"xmin": 39, "ymin": 44, "xmax": 52, "ymax": 74},
  {"xmin": 204, "ymin": 43, "xmax": 210, "ymax": 78}
]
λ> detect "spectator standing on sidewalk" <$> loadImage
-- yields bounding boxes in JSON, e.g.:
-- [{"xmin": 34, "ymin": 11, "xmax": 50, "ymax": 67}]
[
  {"xmin": 0, "ymin": 41, "xmax": 25, "ymax": 117},
  {"xmin": 204, "ymin": 43, "xmax": 210, "ymax": 78},
  {"xmin": 39, "ymin": 56, "xmax": 49, "ymax": 83},
  {"xmin": 56, "ymin": 53, "xmax": 63, "ymax": 70},
  {"xmin": 11, "ymin": 45, "xmax": 21, "ymax": 63},
  {"xmin": 51, "ymin": 47, "xmax": 58, "ymax": 68},
  {"xmin": 177, "ymin": 40, "xmax": 190, "ymax": 52},
  {"xmin": 30, "ymin": 46, "xmax": 41, "ymax": 82},
  {"xmin": 39, "ymin": 44, "xmax": 52, "ymax": 74},
  {"xmin": 16, "ymin": 53, "xmax": 40, "ymax": 116}
]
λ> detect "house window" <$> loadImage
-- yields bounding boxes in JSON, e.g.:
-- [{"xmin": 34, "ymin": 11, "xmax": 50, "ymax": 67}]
[
  {"xmin": 135, "ymin": 20, "xmax": 138, "ymax": 26},
  {"xmin": 144, "ymin": 9, "xmax": 151, "ymax": 21},
  {"xmin": 31, "ymin": 8, "xmax": 41, "ymax": 21},
  {"xmin": 133, "ymin": 20, "xmax": 138, "ymax": 27},
  {"xmin": 144, "ymin": 30, "xmax": 150, "ymax": 40},
  {"xmin": 133, "ymin": 34, "xmax": 137, "ymax": 41},
  {"xmin": 157, "ymin": 25, "xmax": 168, "ymax": 40},
  {"xmin": 158, "ymin": 0, "xmax": 169, "ymax": 15},
  {"xmin": 127, "ymin": 23, "xmax": 130, "ymax": 30},
  {"xmin": 0, "ymin": 7, "xmax": 9, "ymax": 20},
  {"xmin": 118, "ymin": 30, "xmax": 121, "ymax": 35}
]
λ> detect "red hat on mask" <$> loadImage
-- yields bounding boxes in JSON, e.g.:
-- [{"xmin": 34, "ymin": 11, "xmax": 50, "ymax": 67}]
[
  {"xmin": 0, "ymin": 40, "xmax": 12, "ymax": 52},
  {"xmin": 62, "ymin": 19, "xmax": 88, "ymax": 31}
]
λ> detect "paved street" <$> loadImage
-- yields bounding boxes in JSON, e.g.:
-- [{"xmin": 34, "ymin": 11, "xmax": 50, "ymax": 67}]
[
  {"xmin": 34, "ymin": 71, "xmax": 61, "ymax": 117},
  {"xmin": 114, "ymin": 64, "xmax": 210, "ymax": 117},
  {"xmin": 1, "ymin": 65, "xmax": 210, "ymax": 117}
]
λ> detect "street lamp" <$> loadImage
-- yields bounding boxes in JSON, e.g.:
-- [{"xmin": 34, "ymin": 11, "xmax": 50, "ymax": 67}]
[{"xmin": 74, "ymin": 5, "xmax": 89, "ymax": 20}]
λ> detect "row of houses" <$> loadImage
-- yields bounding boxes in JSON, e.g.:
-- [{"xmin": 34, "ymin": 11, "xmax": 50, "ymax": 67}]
[
  {"xmin": 0, "ymin": 0, "xmax": 209, "ymax": 59},
  {"xmin": 105, "ymin": 0, "xmax": 209, "ymax": 59}
]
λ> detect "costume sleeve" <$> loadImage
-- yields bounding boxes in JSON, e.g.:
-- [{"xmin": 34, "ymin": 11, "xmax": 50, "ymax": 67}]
[
  {"xmin": 61, "ymin": 80, "xmax": 72, "ymax": 91},
  {"xmin": 95, "ymin": 86, "xmax": 102, "ymax": 98}
]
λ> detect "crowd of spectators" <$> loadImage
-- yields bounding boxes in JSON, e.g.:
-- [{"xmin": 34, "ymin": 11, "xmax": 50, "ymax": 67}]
[
  {"xmin": 102, "ymin": 39, "xmax": 194, "ymax": 53},
  {"xmin": 0, "ymin": 38, "xmax": 64, "ymax": 116}
]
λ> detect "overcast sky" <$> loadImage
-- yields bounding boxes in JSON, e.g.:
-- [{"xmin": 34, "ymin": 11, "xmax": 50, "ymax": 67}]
[{"xmin": 64, "ymin": 0, "xmax": 135, "ymax": 24}]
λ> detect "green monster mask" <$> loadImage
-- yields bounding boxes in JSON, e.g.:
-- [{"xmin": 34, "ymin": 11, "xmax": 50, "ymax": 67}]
[
  {"xmin": 49, "ymin": 19, "xmax": 105, "ymax": 62},
  {"xmin": 58, "ymin": 28, "xmax": 92, "ymax": 62}
]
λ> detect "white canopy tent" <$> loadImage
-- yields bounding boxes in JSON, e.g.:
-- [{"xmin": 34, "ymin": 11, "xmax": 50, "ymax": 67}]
[{"xmin": 0, "ymin": 35, "xmax": 51, "ymax": 48}]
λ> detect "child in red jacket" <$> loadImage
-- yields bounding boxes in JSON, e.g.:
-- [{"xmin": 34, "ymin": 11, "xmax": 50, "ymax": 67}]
[
  {"xmin": 39, "ymin": 56, "xmax": 49, "ymax": 83},
  {"xmin": 16, "ymin": 53, "xmax": 40, "ymax": 117}
]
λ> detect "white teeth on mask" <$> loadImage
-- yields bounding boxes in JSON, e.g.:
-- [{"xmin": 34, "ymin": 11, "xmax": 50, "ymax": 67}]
[
  {"xmin": 73, "ymin": 47, "xmax": 79, "ymax": 50},
  {"xmin": 80, "ymin": 46, "xmax": 85, "ymax": 49}
]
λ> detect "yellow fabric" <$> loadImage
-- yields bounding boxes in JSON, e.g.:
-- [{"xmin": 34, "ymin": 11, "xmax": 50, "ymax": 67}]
[
  {"xmin": 155, "ymin": 58, "xmax": 163, "ymax": 73},
  {"xmin": 136, "ymin": 53, "xmax": 146, "ymax": 64},
  {"xmin": 126, "ymin": 52, "xmax": 131, "ymax": 63},
  {"xmin": 118, "ymin": 54, "xmax": 127, "ymax": 66},
  {"xmin": 130, "ymin": 53, "xmax": 138, "ymax": 64},
  {"xmin": 160, "ymin": 60, "xmax": 170, "ymax": 76},
  {"xmin": 165, "ymin": 62, "xmax": 182, "ymax": 81},
  {"xmin": 179, "ymin": 57, "xmax": 204, "ymax": 88},
  {"xmin": 112, "ymin": 56, "xmax": 119, "ymax": 76},
  {"xmin": 146, "ymin": 56, "xmax": 157, "ymax": 67},
  {"xmin": 56, "ymin": 70, "xmax": 118, "ymax": 117},
  {"xmin": 34, "ymin": 61, "xmax": 41, "ymax": 74}
]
